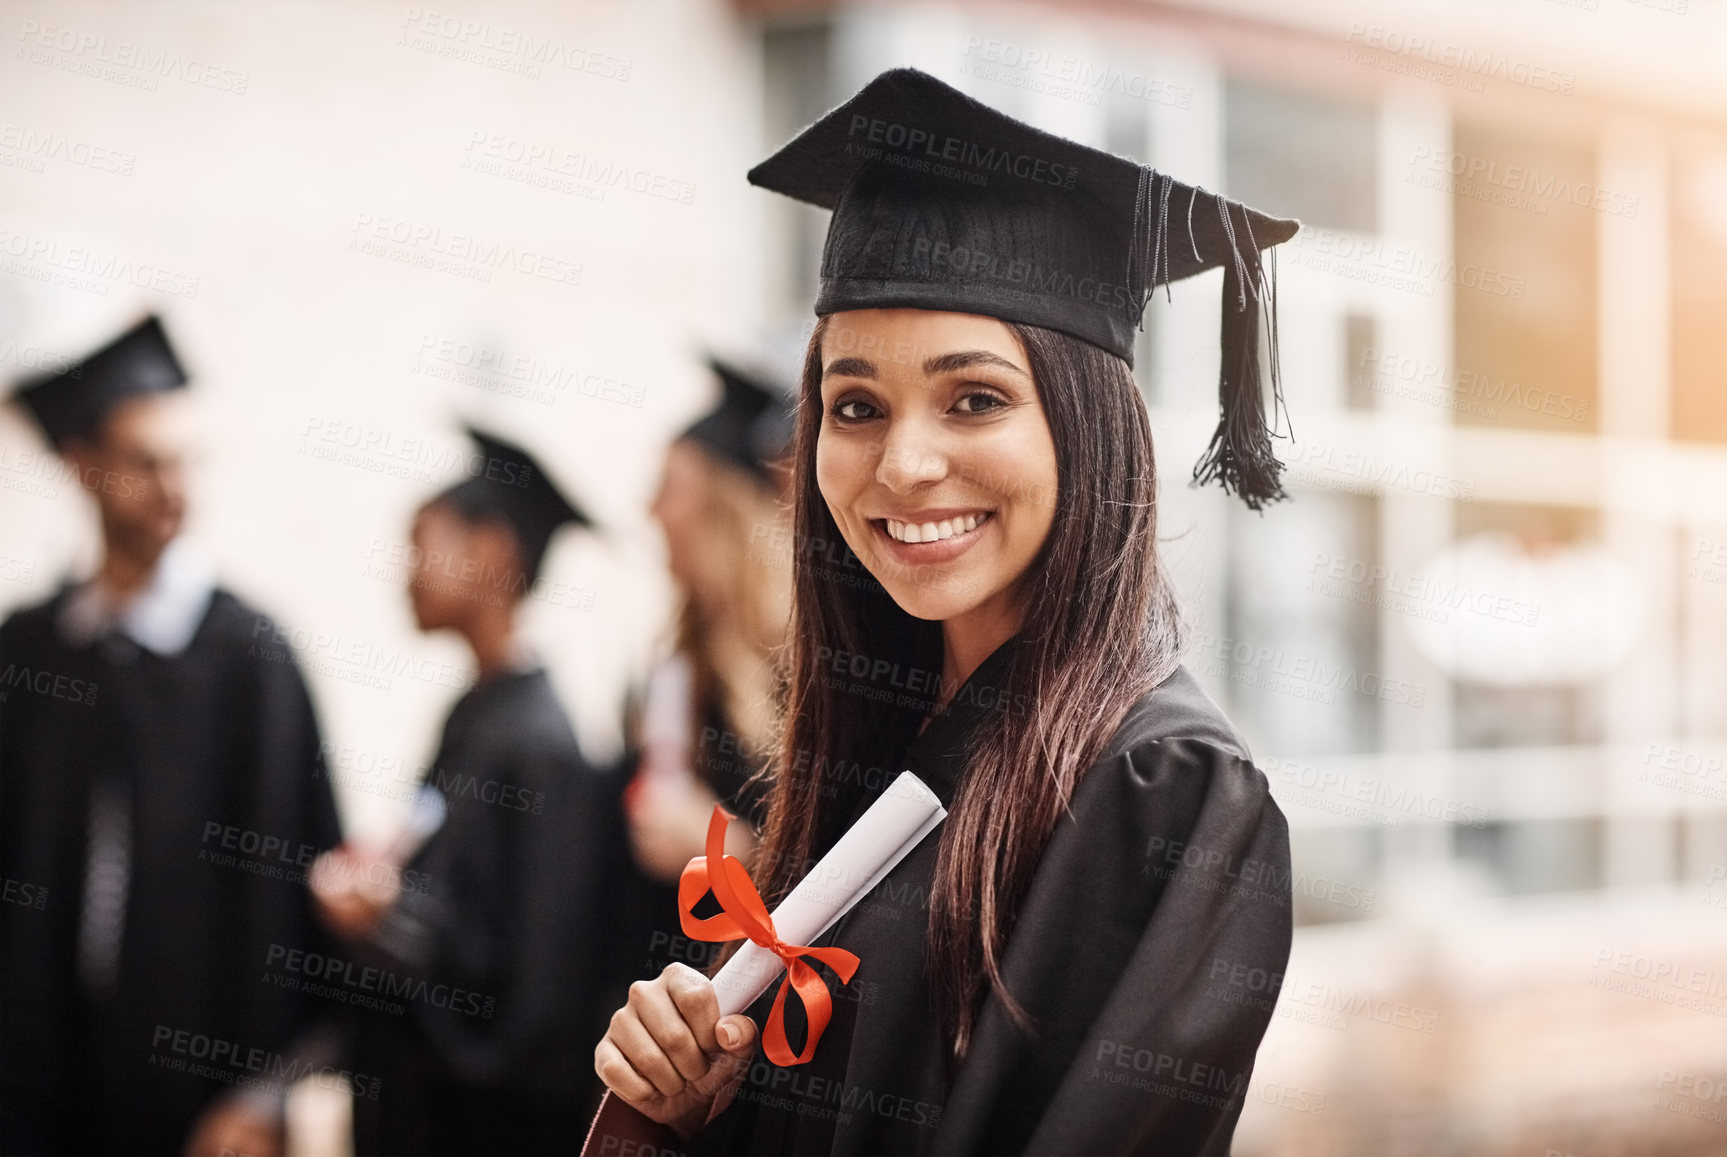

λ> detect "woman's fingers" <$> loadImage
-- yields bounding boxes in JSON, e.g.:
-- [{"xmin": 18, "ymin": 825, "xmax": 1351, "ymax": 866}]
[
  {"xmin": 630, "ymin": 976, "xmax": 712, "ymax": 1084},
  {"xmin": 593, "ymin": 1037, "xmax": 658, "ymax": 1105},
  {"xmin": 663, "ymin": 963, "xmax": 722, "ymax": 1055},
  {"xmin": 716, "ymin": 1013, "xmax": 757, "ymax": 1055},
  {"xmin": 607, "ymin": 1004, "xmax": 689, "ymax": 1098},
  {"xmin": 594, "ymin": 964, "xmax": 743, "ymax": 1117}
]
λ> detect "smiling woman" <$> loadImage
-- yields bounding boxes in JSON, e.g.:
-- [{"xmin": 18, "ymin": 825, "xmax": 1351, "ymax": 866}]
[
  {"xmin": 587, "ymin": 68, "xmax": 1304, "ymax": 1156},
  {"xmin": 815, "ymin": 310, "xmax": 1060, "ymax": 658}
]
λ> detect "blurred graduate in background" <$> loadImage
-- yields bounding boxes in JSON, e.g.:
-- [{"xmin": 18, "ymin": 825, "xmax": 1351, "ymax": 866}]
[
  {"xmin": 0, "ymin": 315, "xmax": 343, "ymax": 1157},
  {"xmin": 617, "ymin": 357, "xmax": 795, "ymax": 978},
  {"xmin": 309, "ymin": 425, "xmax": 622, "ymax": 1155}
]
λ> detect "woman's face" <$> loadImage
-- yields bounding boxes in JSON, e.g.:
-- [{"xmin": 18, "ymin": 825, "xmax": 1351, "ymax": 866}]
[
  {"xmin": 406, "ymin": 501, "xmax": 513, "ymax": 632},
  {"xmin": 816, "ymin": 309, "xmax": 1059, "ymax": 626},
  {"xmin": 650, "ymin": 439, "xmax": 709, "ymax": 593}
]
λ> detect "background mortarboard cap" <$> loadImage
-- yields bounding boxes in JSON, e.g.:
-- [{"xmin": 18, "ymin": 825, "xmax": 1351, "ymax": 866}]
[
  {"xmin": 678, "ymin": 357, "xmax": 796, "ymax": 488},
  {"xmin": 748, "ymin": 67, "xmax": 1302, "ymax": 509},
  {"xmin": 11, "ymin": 315, "xmax": 188, "ymax": 450},
  {"xmin": 436, "ymin": 424, "xmax": 593, "ymax": 584}
]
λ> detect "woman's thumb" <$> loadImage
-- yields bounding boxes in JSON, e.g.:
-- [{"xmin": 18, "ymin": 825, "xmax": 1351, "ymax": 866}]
[{"xmin": 715, "ymin": 1015, "xmax": 757, "ymax": 1054}]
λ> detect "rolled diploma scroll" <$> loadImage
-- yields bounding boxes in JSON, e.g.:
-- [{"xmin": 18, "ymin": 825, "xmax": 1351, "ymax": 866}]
[{"xmin": 709, "ymin": 770, "xmax": 945, "ymax": 1017}]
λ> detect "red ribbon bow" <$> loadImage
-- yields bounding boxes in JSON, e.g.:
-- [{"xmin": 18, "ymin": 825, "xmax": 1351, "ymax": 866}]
[{"xmin": 678, "ymin": 807, "xmax": 860, "ymax": 1067}]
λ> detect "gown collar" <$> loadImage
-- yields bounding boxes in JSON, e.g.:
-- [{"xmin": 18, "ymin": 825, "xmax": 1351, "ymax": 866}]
[
  {"xmin": 58, "ymin": 538, "xmax": 216, "ymax": 657},
  {"xmin": 900, "ymin": 632, "xmax": 1023, "ymax": 807}
]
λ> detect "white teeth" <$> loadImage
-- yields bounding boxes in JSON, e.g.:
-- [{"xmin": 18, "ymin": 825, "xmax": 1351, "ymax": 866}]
[{"xmin": 883, "ymin": 512, "xmax": 992, "ymax": 543}]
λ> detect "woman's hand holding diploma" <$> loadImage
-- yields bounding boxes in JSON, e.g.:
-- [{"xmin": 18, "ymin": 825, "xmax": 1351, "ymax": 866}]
[
  {"xmin": 591, "ymin": 772, "xmax": 945, "ymax": 1141},
  {"xmin": 594, "ymin": 963, "xmax": 760, "ymax": 1140}
]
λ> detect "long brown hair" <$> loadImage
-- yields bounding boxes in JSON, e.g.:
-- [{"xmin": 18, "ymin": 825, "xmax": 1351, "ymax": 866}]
[{"xmin": 753, "ymin": 315, "xmax": 1187, "ymax": 1056}]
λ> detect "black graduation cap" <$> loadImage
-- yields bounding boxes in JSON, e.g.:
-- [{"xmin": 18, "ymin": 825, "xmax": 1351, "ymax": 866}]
[
  {"xmin": 748, "ymin": 68, "xmax": 1302, "ymax": 509},
  {"xmin": 11, "ymin": 315, "xmax": 188, "ymax": 450},
  {"xmin": 434, "ymin": 424, "xmax": 593, "ymax": 584},
  {"xmin": 678, "ymin": 357, "xmax": 796, "ymax": 488}
]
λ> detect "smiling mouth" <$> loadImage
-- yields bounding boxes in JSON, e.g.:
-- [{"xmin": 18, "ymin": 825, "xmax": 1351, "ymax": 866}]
[{"xmin": 878, "ymin": 511, "xmax": 994, "ymax": 544}]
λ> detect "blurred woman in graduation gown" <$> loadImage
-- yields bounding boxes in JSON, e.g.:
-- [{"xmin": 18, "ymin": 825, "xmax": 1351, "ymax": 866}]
[
  {"xmin": 616, "ymin": 358, "xmax": 794, "ymax": 980},
  {"xmin": 585, "ymin": 69, "xmax": 1304, "ymax": 1155},
  {"xmin": 310, "ymin": 426, "xmax": 621, "ymax": 1155}
]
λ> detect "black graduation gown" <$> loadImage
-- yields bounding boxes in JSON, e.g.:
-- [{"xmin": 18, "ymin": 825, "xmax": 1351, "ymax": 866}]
[
  {"xmin": 622, "ymin": 694, "xmax": 773, "ymax": 982},
  {"xmin": 0, "ymin": 586, "xmax": 343, "ymax": 1156},
  {"xmin": 349, "ymin": 666, "xmax": 623, "ymax": 1157},
  {"xmin": 587, "ymin": 636, "xmax": 1292, "ymax": 1157}
]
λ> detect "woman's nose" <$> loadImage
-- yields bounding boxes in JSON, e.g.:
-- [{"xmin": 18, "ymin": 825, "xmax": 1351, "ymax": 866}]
[{"xmin": 872, "ymin": 418, "xmax": 948, "ymax": 492}]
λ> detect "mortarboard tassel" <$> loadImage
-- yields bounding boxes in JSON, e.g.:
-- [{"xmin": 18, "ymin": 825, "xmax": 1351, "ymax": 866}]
[
  {"xmin": 1191, "ymin": 196, "xmax": 1290, "ymax": 511},
  {"xmin": 1128, "ymin": 166, "xmax": 1176, "ymax": 309}
]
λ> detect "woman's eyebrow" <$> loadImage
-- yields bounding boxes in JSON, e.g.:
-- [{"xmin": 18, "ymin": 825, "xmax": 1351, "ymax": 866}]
[
  {"xmin": 923, "ymin": 350, "xmax": 1030, "ymax": 379},
  {"xmin": 823, "ymin": 356, "xmax": 877, "ymax": 379}
]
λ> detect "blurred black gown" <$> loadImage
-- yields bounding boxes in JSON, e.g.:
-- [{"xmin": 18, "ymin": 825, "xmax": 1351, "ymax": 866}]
[
  {"xmin": 585, "ymin": 635, "xmax": 1293, "ymax": 1156},
  {"xmin": 618, "ymin": 691, "xmax": 772, "ymax": 984},
  {"xmin": 0, "ymin": 582, "xmax": 342, "ymax": 1156},
  {"xmin": 350, "ymin": 665, "xmax": 623, "ymax": 1156}
]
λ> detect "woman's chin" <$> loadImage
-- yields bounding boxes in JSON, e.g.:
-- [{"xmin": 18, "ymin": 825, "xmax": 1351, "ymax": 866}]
[{"xmin": 875, "ymin": 581, "xmax": 982, "ymax": 624}]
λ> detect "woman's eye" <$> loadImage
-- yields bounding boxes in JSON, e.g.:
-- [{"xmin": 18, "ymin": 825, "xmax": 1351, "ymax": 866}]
[
  {"xmin": 954, "ymin": 391, "xmax": 1006, "ymax": 414},
  {"xmin": 829, "ymin": 398, "xmax": 879, "ymax": 422}
]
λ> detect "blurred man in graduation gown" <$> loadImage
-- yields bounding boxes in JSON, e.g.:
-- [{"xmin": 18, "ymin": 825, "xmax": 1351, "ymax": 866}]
[
  {"xmin": 310, "ymin": 426, "xmax": 622, "ymax": 1155},
  {"xmin": 0, "ymin": 316, "xmax": 343, "ymax": 1156},
  {"xmin": 617, "ymin": 357, "xmax": 794, "ymax": 983}
]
